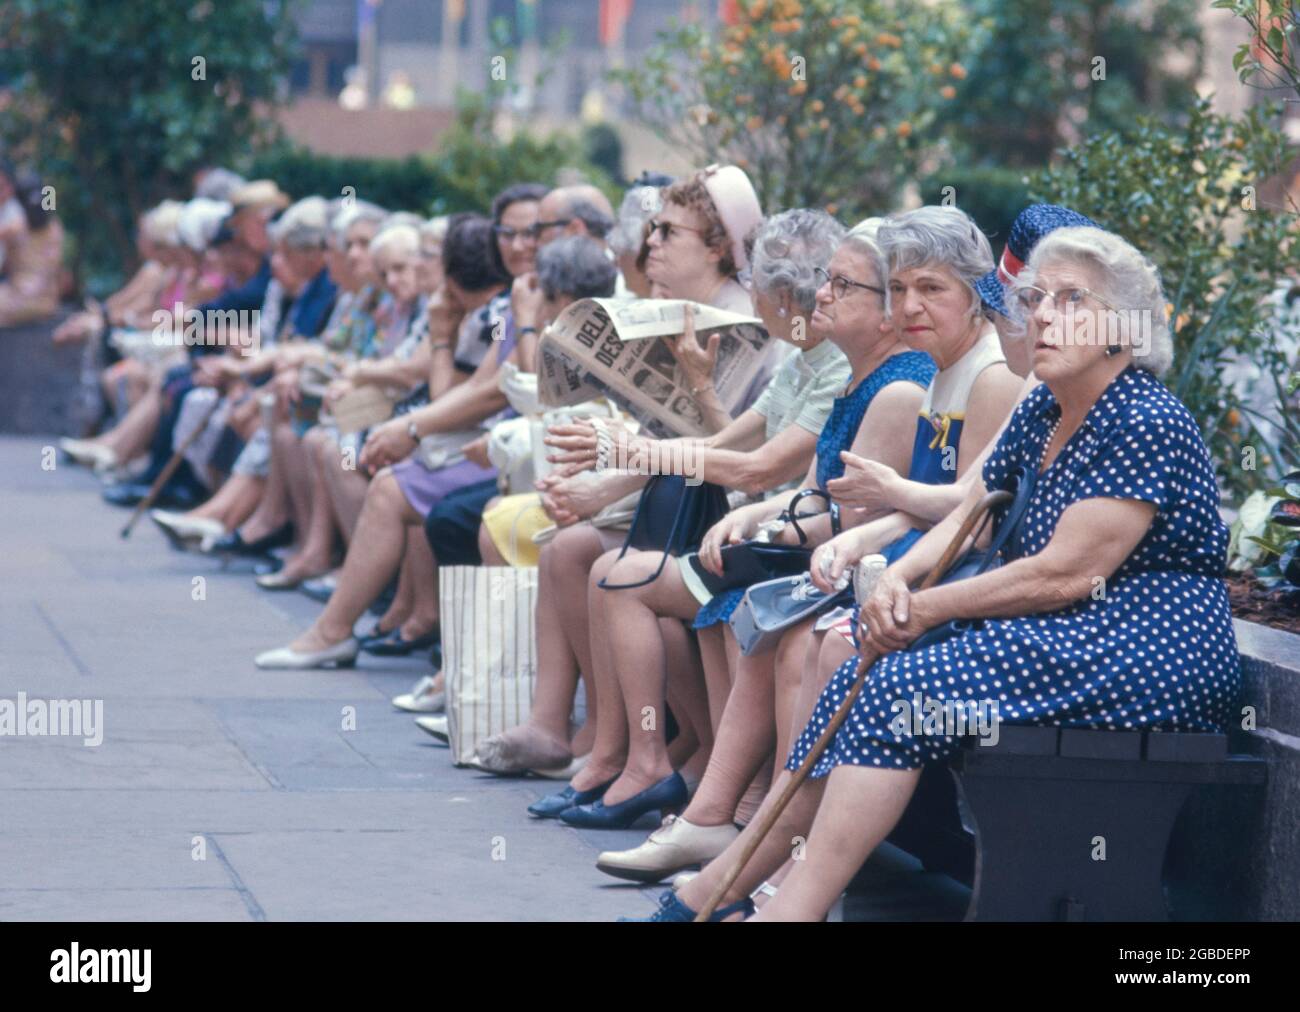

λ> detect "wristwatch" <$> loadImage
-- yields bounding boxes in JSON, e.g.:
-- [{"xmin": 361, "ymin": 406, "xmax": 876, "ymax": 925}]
[{"xmin": 406, "ymin": 419, "xmax": 420, "ymax": 445}]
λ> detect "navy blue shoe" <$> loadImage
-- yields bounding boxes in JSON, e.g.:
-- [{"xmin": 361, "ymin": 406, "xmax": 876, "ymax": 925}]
[
  {"xmin": 619, "ymin": 889, "xmax": 754, "ymax": 922},
  {"xmin": 361, "ymin": 627, "xmax": 440, "ymax": 657},
  {"xmin": 559, "ymin": 772, "xmax": 688, "ymax": 830},
  {"xmin": 527, "ymin": 779, "xmax": 614, "ymax": 819}
]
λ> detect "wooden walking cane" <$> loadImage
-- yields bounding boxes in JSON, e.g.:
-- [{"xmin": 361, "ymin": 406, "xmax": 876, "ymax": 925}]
[
  {"xmin": 694, "ymin": 486, "xmax": 1014, "ymax": 921},
  {"xmin": 119, "ymin": 393, "xmax": 225, "ymax": 539}
]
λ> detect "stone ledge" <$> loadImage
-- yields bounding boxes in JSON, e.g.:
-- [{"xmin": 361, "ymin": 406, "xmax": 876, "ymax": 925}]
[
  {"xmin": 0, "ymin": 308, "xmax": 95, "ymax": 437},
  {"xmin": 1166, "ymin": 619, "xmax": 1300, "ymax": 921}
]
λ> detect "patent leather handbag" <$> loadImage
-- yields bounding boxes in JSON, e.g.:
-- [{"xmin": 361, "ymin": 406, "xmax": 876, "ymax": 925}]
[
  {"xmin": 597, "ymin": 475, "xmax": 730, "ymax": 591},
  {"xmin": 686, "ymin": 487, "xmax": 842, "ymax": 598}
]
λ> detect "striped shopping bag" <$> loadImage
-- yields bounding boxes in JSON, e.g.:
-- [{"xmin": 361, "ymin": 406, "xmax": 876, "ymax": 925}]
[{"xmin": 438, "ymin": 566, "xmax": 539, "ymax": 766}]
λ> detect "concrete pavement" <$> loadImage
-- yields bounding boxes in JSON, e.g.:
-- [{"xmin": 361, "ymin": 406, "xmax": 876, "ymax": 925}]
[{"xmin": 0, "ymin": 436, "xmax": 662, "ymax": 920}]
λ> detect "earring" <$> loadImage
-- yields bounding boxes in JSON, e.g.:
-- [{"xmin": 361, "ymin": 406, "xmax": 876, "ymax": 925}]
[
  {"xmin": 778, "ymin": 307, "xmax": 787, "ymax": 317},
  {"xmin": 1106, "ymin": 344, "xmax": 1123, "ymax": 357}
]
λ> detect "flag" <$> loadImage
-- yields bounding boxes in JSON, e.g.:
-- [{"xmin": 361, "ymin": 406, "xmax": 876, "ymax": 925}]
[
  {"xmin": 719, "ymin": 0, "xmax": 742, "ymax": 26},
  {"xmin": 599, "ymin": 0, "xmax": 635, "ymax": 47}
]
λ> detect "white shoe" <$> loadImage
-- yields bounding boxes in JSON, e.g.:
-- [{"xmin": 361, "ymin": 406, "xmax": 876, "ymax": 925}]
[
  {"xmin": 415, "ymin": 714, "xmax": 449, "ymax": 745},
  {"xmin": 150, "ymin": 509, "xmax": 226, "ymax": 542},
  {"xmin": 59, "ymin": 438, "xmax": 118, "ymax": 471},
  {"xmin": 671, "ymin": 870, "xmax": 699, "ymax": 891},
  {"xmin": 254, "ymin": 637, "xmax": 360, "ymax": 670},
  {"xmin": 392, "ymin": 674, "xmax": 445, "ymax": 713},
  {"xmin": 596, "ymin": 815, "xmax": 740, "ymax": 883}
]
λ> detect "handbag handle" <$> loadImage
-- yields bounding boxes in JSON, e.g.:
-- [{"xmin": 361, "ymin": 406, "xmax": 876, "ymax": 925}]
[
  {"xmin": 918, "ymin": 465, "xmax": 1035, "ymax": 590},
  {"xmin": 781, "ymin": 488, "xmax": 841, "ymax": 545},
  {"xmin": 596, "ymin": 475, "xmax": 683, "ymax": 591}
]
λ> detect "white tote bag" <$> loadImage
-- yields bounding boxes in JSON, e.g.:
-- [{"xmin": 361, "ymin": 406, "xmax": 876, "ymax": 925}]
[{"xmin": 439, "ymin": 565, "xmax": 539, "ymax": 766}]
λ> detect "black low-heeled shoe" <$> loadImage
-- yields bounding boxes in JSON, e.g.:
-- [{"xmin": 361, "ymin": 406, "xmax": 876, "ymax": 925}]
[
  {"xmin": 209, "ymin": 521, "xmax": 294, "ymax": 557},
  {"xmin": 361, "ymin": 627, "xmax": 440, "ymax": 657}
]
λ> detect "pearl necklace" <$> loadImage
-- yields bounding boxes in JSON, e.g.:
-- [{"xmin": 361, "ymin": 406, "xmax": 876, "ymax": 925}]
[{"xmin": 1041, "ymin": 414, "xmax": 1061, "ymax": 469}]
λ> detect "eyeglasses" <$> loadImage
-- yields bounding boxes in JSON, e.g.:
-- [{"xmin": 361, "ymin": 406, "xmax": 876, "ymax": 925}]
[
  {"xmin": 494, "ymin": 219, "xmax": 574, "ymax": 242},
  {"xmin": 814, "ymin": 266, "xmax": 885, "ymax": 301},
  {"xmin": 1013, "ymin": 284, "xmax": 1117, "ymax": 315},
  {"xmin": 647, "ymin": 218, "xmax": 706, "ymax": 243}
]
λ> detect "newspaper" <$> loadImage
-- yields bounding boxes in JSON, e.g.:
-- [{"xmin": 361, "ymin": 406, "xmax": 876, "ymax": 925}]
[{"xmin": 537, "ymin": 297, "xmax": 770, "ymax": 437}]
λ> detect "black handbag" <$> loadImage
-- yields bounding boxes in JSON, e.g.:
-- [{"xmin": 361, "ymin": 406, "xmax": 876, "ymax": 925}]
[
  {"xmin": 686, "ymin": 487, "xmax": 842, "ymax": 598},
  {"xmin": 597, "ymin": 475, "xmax": 730, "ymax": 591},
  {"xmin": 905, "ymin": 464, "xmax": 1037, "ymax": 652}
]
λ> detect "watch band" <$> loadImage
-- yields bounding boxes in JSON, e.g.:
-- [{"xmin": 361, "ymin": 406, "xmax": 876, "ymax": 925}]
[{"xmin": 407, "ymin": 419, "xmax": 420, "ymax": 444}]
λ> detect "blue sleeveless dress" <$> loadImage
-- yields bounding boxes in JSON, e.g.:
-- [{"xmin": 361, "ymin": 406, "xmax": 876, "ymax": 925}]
[{"xmin": 692, "ymin": 350, "xmax": 936, "ymax": 629}]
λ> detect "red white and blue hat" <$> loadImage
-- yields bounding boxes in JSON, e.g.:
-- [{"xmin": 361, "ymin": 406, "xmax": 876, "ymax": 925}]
[{"xmin": 976, "ymin": 204, "xmax": 1100, "ymax": 316}]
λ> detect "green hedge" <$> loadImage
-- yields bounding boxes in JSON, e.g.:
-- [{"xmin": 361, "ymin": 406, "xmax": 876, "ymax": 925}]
[{"xmin": 918, "ymin": 164, "xmax": 1033, "ymax": 241}]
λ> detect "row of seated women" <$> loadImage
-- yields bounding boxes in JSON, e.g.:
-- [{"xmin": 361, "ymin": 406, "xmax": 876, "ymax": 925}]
[{"xmin": 64, "ymin": 162, "xmax": 1241, "ymax": 922}]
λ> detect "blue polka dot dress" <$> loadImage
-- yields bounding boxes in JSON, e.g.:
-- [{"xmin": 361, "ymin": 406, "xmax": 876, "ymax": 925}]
[
  {"xmin": 787, "ymin": 366, "xmax": 1242, "ymax": 775},
  {"xmin": 692, "ymin": 351, "xmax": 935, "ymax": 629}
]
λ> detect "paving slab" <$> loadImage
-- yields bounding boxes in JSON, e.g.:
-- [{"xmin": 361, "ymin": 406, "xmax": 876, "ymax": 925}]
[{"xmin": 0, "ymin": 436, "xmax": 662, "ymax": 921}]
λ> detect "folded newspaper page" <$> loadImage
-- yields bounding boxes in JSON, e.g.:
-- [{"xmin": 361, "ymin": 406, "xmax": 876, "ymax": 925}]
[{"xmin": 537, "ymin": 297, "xmax": 769, "ymax": 437}]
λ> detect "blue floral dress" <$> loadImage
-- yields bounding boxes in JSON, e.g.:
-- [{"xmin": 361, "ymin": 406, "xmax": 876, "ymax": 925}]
[
  {"xmin": 692, "ymin": 350, "xmax": 936, "ymax": 628},
  {"xmin": 787, "ymin": 366, "xmax": 1241, "ymax": 774}
]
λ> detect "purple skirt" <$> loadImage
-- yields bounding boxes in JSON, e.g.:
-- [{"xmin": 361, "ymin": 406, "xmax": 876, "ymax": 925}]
[{"xmin": 391, "ymin": 456, "xmax": 497, "ymax": 517}]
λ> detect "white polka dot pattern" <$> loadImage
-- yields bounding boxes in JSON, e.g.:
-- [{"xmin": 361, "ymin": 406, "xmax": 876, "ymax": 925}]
[{"xmin": 786, "ymin": 366, "xmax": 1242, "ymax": 775}]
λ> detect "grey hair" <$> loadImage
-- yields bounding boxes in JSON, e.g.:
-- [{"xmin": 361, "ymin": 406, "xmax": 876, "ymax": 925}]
[
  {"xmin": 608, "ymin": 185, "xmax": 662, "ymax": 256},
  {"xmin": 566, "ymin": 198, "xmax": 615, "ymax": 240},
  {"xmin": 748, "ymin": 209, "xmax": 847, "ymax": 315},
  {"xmin": 420, "ymin": 215, "xmax": 449, "ymax": 249},
  {"xmin": 877, "ymin": 205, "xmax": 994, "ymax": 319},
  {"xmin": 1017, "ymin": 226, "xmax": 1173, "ymax": 376},
  {"xmin": 194, "ymin": 168, "xmax": 246, "ymax": 202},
  {"xmin": 840, "ymin": 216, "xmax": 891, "ymax": 315},
  {"xmin": 368, "ymin": 221, "xmax": 421, "ymax": 262},
  {"xmin": 142, "ymin": 200, "xmax": 186, "ymax": 248},
  {"xmin": 269, "ymin": 195, "xmax": 331, "ymax": 250},
  {"xmin": 330, "ymin": 200, "xmax": 387, "ymax": 248},
  {"xmin": 536, "ymin": 235, "xmax": 618, "ymax": 302}
]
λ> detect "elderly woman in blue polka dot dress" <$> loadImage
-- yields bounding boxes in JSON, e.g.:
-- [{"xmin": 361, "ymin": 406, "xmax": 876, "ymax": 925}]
[{"xmin": 663, "ymin": 225, "xmax": 1242, "ymax": 922}]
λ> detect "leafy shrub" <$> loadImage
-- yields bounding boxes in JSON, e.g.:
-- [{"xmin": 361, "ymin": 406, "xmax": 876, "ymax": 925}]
[
  {"xmin": 614, "ymin": 0, "xmax": 970, "ymax": 217},
  {"xmin": 1030, "ymin": 98, "xmax": 1300, "ymax": 495}
]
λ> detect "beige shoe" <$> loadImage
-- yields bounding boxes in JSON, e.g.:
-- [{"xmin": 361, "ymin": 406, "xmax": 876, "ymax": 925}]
[
  {"xmin": 59, "ymin": 438, "xmax": 118, "ymax": 471},
  {"xmin": 596, "ymin": 815, "xmax": 739, "ymax": 884}
]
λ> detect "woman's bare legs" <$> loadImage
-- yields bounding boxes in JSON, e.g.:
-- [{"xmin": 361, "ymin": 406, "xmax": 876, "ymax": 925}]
[
  {"xmin": 597, "ymin": 552, "xmax": 706, "ymax": 806},
  {"xmin": 485, "ymin": 525, "xmax": 608, "ymax": 771},
  {"xmin": 188, "ymin": 474, "xmax": 264, "ymax": 529},
  {"xmin": 697, "ymin": 625, "xmax": 733, "ymax": 736},
  {"xmin": 568, "ymin": 547, "xmax": 632, "ymax": 793},
  {"xmin": 273, "ymin": 422, "xmax": 314, "ymax": 551},
  {"xmin": 321, "ymin": 437, "xmax": 370, "ymax": 544},
  {"xmin": 672, "ymin": 628, "xmax": 862, "ymax": 913},
  {"xmin": 97, "ymin": 380, "xmax": 164, "ymax": 462},
  {"xmin": 394, "ymin": 528, "xmax": 439, "ymax": 640},
  {"xmin": 752, "ymin": 765, "xmax": 921, "ymax": 922},
  {"xmin": 273, "ymin": 427, "xmax": 338, "ymax": 583},
  {"xmin": 287, "ymin": 468, "xmax": 419, "ymax": 652}
]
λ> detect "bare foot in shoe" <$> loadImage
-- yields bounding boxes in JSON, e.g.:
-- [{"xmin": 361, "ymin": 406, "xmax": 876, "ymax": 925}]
[
  {"xmin": 478, "ymin": 723, "xmax": 572, "ymax": 773},
  {"xmin": 276, "ymin": 555, "xmax": 333, "ymax": 584},
  {"xmin": 289, "ymin": 624, "xmax": 351, "ymax": 654}
]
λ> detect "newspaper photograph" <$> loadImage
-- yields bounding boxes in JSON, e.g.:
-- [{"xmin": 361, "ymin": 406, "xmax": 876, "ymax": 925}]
[{"xmin": 537, "ymin": 297, "xmax": 770, "ymax": 437}]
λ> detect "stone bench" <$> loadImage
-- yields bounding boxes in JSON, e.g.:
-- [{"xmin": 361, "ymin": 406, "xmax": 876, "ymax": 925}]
[{"xmin": 845, "ymin": 618, "xmax": 1299, "ymax": 922}]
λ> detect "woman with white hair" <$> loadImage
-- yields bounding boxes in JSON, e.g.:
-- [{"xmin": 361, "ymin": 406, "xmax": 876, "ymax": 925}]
[{"xmin": 659, "ymin": 226, "xmax": 1239, "ymax": 922}]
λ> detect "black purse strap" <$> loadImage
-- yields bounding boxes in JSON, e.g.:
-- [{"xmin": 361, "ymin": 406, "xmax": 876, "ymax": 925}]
[
  {"xmin": 597, "ymin": 475, "xmax": 691, "ymax": 592},
  {"xmin": 971, "ymin": 464, "xmax": 1037, "ymax": 577},
  {"xmin": 782, "ymin": 488, "xmax": 841, "ymax": 545}
]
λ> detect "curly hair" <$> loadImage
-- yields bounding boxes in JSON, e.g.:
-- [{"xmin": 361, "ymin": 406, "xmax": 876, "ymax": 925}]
[{"xmin": 661, "ymin": 175, "xmax": 736, "ymax": 278}]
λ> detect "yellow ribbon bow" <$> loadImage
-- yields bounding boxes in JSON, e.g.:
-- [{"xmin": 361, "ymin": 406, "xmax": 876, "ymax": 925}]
[{"xmin": 927, "ymin": 412, "xmax": 953, "ymax": 451}]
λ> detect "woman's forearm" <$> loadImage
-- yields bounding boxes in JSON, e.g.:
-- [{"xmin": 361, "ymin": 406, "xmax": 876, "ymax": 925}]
[
  {"xmin": 886, "ymin": 475, "xmax": 971, "ymax": 525},
  {"xmin": 915, "ymin": 554, "xmax": 1092, "ymax": 626},
  {"xmin": 408, "ymin": 377, "xmax": 507, "ymax": 437},
  {"xmin": 693, "ymin": 386, "xmax": 733, "ymax": 434}
]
